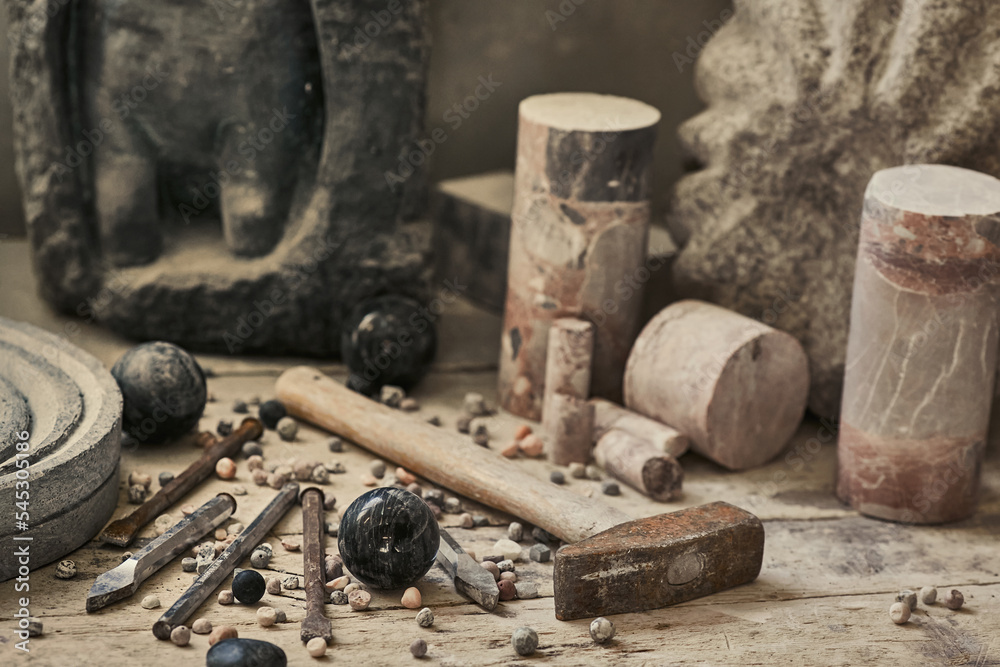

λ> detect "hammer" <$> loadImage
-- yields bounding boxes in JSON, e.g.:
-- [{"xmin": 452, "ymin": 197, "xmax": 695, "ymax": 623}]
[{"xmin": 276, "ymin": 367, "xmax": 764, "ymax": 620}]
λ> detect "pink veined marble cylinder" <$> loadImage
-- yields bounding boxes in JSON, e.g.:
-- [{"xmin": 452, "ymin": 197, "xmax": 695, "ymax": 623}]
[
  {"xmin": 837, "ymin": 164, "xmax": 1000, "ymax": 524},
  {"xmin": 498, "ymin": 93, "xmax": 661, "ymax": 420}
]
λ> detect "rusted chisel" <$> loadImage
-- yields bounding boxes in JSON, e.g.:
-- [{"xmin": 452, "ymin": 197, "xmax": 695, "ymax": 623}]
[
  {"xmin": 436, "ymin": 528, "xmax": 499, "ymax": 611},
  {"xmin": 87, "ymin": 493, "xmax": 236, "ymax": 612},
  {"xmin": 152, "ymin": 483, "xmax": 299, "ymax": 639},
  {"xmin": 300, "ymin": 487, "xmax": 332, "ymax": 645},
  {"xmin": 100, "ymin": 418, "xmax": 264, "ymax": 547}
]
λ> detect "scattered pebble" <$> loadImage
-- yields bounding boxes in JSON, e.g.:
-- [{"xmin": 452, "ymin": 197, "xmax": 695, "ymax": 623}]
[
  {"xmin": 601, "ymin": 480, "xmax": 621, "ymax": 496},
  {"xmin": 248, "ymin": 396, "xmax": 261, "ymax": 406},
  {"xmin": 241, "ymin": 442, "xmax": 264, "ymax": 458},
  {"xmin": 217, "ymin": 420, "xmax": 233, "ymax": 437},
  {"xmin": 26, "ymin": 617, "xmax": 43, "ymax": 637},
  {"xmin": 349, "ymin": 590, "xmax": 372, "ymax": 611},
  {"xmin": 281, "ymin": 538, "xmax": 300, "ymax": 552},
  {"xmin": 514, "ymin": 424, "xmax": 532, "ymax": 440},
  {"xmin": 411, "ymin": 638, "xmax": 428, "ymax": 658},
  {"xmin": 889, "ymin": 601, "xmax": 911, "ymax": 624},
  {"xmin": 400, "ymin": 397, "xmax": 420, "ymax": 412},
  {"xmin": 370, "ymin": 459, "xmax": 387, "ymax": 478},
  {"xmin": 568, "ymin": 462, "xmax": 587, "ymax": 479},
  {"xmin": 511, "ymin": 627, "xmax": 539, "ymax": 656},
  {"xmin": 307, "ymin": 636, "xmax": 328, "ymax": 658},
  {"xmin": 444, "ymin": 497, "xmax": 462, "ymax": 514},
  {"xmin": 473, "ymin": 425, "xmax": 490, "ymax": 447},
  {"xmin": 944, "ymin": 589, "xmax": 964, "ymax": 610},
  {"xmin": 360, "ymin": 473, "xmax": 378, "ymax": 487},
  {"xmin": 458, "ymin": 513, "xmax": 474, "ymax": 528},
  {"xmin": 266, "ymin": 577, "xmax": 282, "ymax": 595},
  {"xmin": 920, "ymin": 586, "xmax": 937, "ymax": 605},
  {"xmin": 519, "ymin": 434, "xmax": 544, "ymax": 457},
  {"xmin": 381, "ymin": 385, "xmax": 406, "ymax": 408},
  {"xmin": 326, "ymin": 521, "xmax": 340, "ymax": 537},
  {"xmin": 231, "ymin": 485, "xmax": 248, "ymax": 496},
  {"xmin": 406, "ymin": 482, "xmax": 423, "ymax": 497},
  {"xmin": 170, "ymin": 625, "xmax": 191, "ymax": 647},
  {"xmin": 325, "ymin": 555, "xmax": 344, "ymax": 580},
  {"xmin": 267, "ymin": 472, "xmax": 289, "ymax": 489},
  {"xmin": 416, "ymin": 607, "xmax": 434, "ymax": 628},
  {"xmin": 498, "ymin": 560, "xmax": 516, "ymax": 574},
  {"xmin": 128, "ymin": 484, "xmax": 147, "ymax": 504},
  {"xmin": 276, "ymin": 417, "xmax": 299, "ymax": 442},
  {"xmin": 481, "ymin": 561, "xmax": 500, "ymax": 581},
  {"xmin": 585, "ymin": 464, "xmax": 603, "ymax": 481},
  {"xmin": 259, "ymin": 400, "xmax": 287, "ymax": 429},
  {"xmin": 129, "ymin": 471, "xmax": 152, "ymax": 489},
  {"xmin": 397, "ymin": 468, "xmax": 417, "ymax": 485},
  {"xmin": 590, "ymin": 617, "xmax": 616, "ymax": 643},
  {"xmin": 218, "ymin": 590, "xmax": 234, "ymax": 605},
  {"xmin": 331, "ymin": 575, "xmax": 351, "ymax": 590},
  {"xmin": 550, "ymin": 470, "xmax": 565, "ymax": 485},
  {"xmin": 897, "ymin": 589, "xmax": 917, "ymax": 611},
  {"xmin": 456, "ymin": 416, "xmax": 472, "ymax": 434},
  {"xmin": 498, "ymin": 579, "xmax": 516, "ymax": 601},
  {"xmin": 501, "ymin": 441, "xmax": 521, "ymax": 458},
  {"xmin": 233, "ymin": 570, "xmax": 266, "ymax": 604},
  {"xmin": 256, "ymin": 606, "xmax": 278, "ymax": 627},
  {"xmin": 275, "ymin": 608, "xmax": 286, "ymax": 624},
  {"xmin": 515, "ymin": 581, "xmax": 539, "ymax": 599},
  {"xmin": 426, "ymin": 415, "xmax": 442, "ymax": 426},
  {"xmin": 423, "ymin": 489, "xmax": 444, "ymax": 507},
  {"xmin": 208, "ymin": 625, "xmax": 238, "ymax": 645},
  {"xmin": 141, "ymin": 594, "xmax": 161, "ymax": 609},
  {"xmin": 215, "ymin": 527, "xmax": 228, "ymax": 541},
  {"xmin": 282, "ymin": 575, "xmax": 300, "ymax": 590},
  {"xmin": 344, "ymin": 583, "xmax": 363, "ymax": 595},
  {"xmin": 252, "ymin": 469, "xmax": 270, "ymax": 486},
  {"xmin": 331, "ymin": 590, "xmax": 349, "ymax": 605},
  {"xmin": 500, "ymin": 571, "xmax": 517, "ymax": 583},
  {"xmin": 328, "ymin": 437, "xmax": 344, "ymax": 452},
  {"xmin": 324, "ymin": 494, "xmax": 338, "ymax": 511},
  {"xmin": 54, "ymin": 559, "xmax": 76, "ymax": 579},
  {"xmin": 463, "ymin": 392, "xmax": 489, "ymax": 416},
  {"xmin": 121, "ymin": 552, "xmax": 133, "ymax": 562},
  {"xmin": 216, "ymin": 457, "xmax": 237, "ymax": 480},
  {"xmin": 494, "ymin": 539, "xmax": 521, "ymax": 561},
  {"xmin": 181, "ymin": 556, "xmax": 197, "ymax": 572},
  {"xmin": 507, "ymin": 522, "xmax": 523, "ymax": 542},
  {"xmin": 327, "ymin": 461, "xmax": 348, "ymax": 475},
  {"xmin": 529, "ymin": 543, "xmax": 552, "ymax": 563},
  {"xmin": 192, "ymin": 618, "xmax": 213, "ymax": 634},
  {"xmin": 402, "ymin": 587, "xmax": 422, "ymax": 609},
  {"xmin": 158, "ymin": 471, "xmax": 175, "ymax": 487},
  {"xmin": 227, "ymin": 523, "xmax": 245, "ymax": 536},
  {"xmin": 232, "ymin": 399, "xmax": 248, "ymax": 414}
]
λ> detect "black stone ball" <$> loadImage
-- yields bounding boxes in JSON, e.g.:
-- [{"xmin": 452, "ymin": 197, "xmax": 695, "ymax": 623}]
[
  {"xmin": 338, "ymin": 488, "xmax": 440, "ymax": 590},
  {"xmin": 232, "ymin": 570, "xmax": 266, "ymax": 604},
  {"xmin": 258, "ymin": 399, "xmax": 287, "ymax": 430},
  {"xmin": 207, "ymin": 638, "xmax": 287, "ymax": 667},
  {"xmin": 341, "ymin": 295, "xmax": 437, "ymax": 397},
  {"xmin": 111, "ymin": 341, "xmax": 207, "ymax": 445}
]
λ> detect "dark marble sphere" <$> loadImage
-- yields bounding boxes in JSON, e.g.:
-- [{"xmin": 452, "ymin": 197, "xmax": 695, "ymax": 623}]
[
  {"xmin": 341, "ymin": 295, "xmax": 437, "ymax": 397},
  {"xmin": 207, "ymin": 638, "xmax": 287, "ymax": 667},
  {"xmin": 111, "ymin": 341, "xmax": 207, "ymax": 445},
  {"xmin": 232, "ymin": 570, "xmax": 266, "ymax": 604},
  {"xmin": 257, "ymin": 399, "xmax": 286, "ymax": 430},
  {"xmin": 338, "ymin": 488, "xmax": 440, "ymax": 589}
]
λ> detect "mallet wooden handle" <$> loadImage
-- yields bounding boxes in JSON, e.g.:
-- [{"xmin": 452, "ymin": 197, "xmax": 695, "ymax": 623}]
[{"xmin": 276, "ymin": 367, "xmax": 630, "ymax": 544}]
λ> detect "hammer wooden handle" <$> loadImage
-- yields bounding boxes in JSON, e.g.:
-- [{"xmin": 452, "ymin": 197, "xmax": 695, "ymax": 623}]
[{"xmin": 276, "ymin": 367, "xmax": 630, "ymax": 544}]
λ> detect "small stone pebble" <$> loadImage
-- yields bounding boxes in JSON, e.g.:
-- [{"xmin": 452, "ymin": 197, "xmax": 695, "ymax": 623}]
[
  {"xmin": 331, "ymin": 590, "xmax": 349, "ymax": 605},
  {"xmin": 192, "ymin": 618, "xmax": 213, "ymax": 634},
  {"xmin": 360, "ymin": 473, "xmax": 378, "ymax": 487},
  {"xmin": 944, "ymin": 589, "xmax": 964, "ymax": 610},
  {"xmin": 456, "ymin": 416, "xmax": 472, "ymax": 434},
  {"xmin": 518, "ymin": 434, "xmax": 544, "ymax": 457},
  {"xmin": 401, "ymin": 587, "xmax": 422, "ymax": 609},
  {"xmin": 416, "ymin": 607, "xmax": 434, "ymax": 628},
  {"xmin": 266, "ymin": 577, "xmax": 282, "ymax": 595},
  {"xmin": 227, "ymin": 523, "xmax": 245, "ymax": 536},
  {"xmin": 129, "ymin": 471, "xmax": 152, "ymax": 488},
  {"xmin": 217, "ymin": 419, "xmax": 233, "ymax": 437},
  {"xmin": 533, "ymin": 526, "xmax": 557, "ymax": 544},
  {"xmin": 423, "ymin": 489, "xmax": 444, "ymax": 506},
  {"xmin": 326, "ymin": 521, "xmax": 340, "ymax": 537},
  {"xmin": 208, "ymin": 625, "xmax": 238, "ymax": 645},
  {"xmin": 218, "ymin": 590, "xmax": 234, "ymax": 605},
  {"xmin": 463, "ymin": 392, "xmax": 489, "ymax": 416},
  {"xmin": 400, "ymin": 397, "xmax": 420, "ymax": 411},
  {"xmin": 889, "ymin": 601, "xmax": 911, "ymax": 624},
  {"xmin": 182, "ymin": 557, "xmax": 197, "ymax": 572},
  {"xmin": 276, "ymin": 417, "xmax": 299, "ymax": 441},
  {"xmin": 348, "ymin": 589, "xmax": 372, "ymax": 611},
  {"xmin": 481, "ymin": 561, "xmax": 500, "ymax": 581},
  {"xmin": 586, "ymin": 464, "xmax": 603, "ymax": 481},
  {"xmin": 256, "ymin": 606, "xmax": 278, "ymax": 627},
  {"xmin": 458, "ymin": 513, "xmax": 474, "ymax": 528},
  {"xmin": 231, "ymin": 484, "xmax": 248, "ymax": 496},
  {"xmin": 370, "ymin": 459, "xmax": 387, "ymax": 478},
  {"xmin": 498, "ymin": 579, "xmax": 516, "ymax": 601},
  {"xmin": 494, "ymin": 539, "xmax": 521, "ymax": 561},
  {"xmin": 216, "ymin": 457, "xmax": 237, "ymax": 480},
  {"xmin": 257, "ymin": 542, "xmax": 273, "ymax": 555},
  {"xmin": 170, "ymin": 625, "xmax": 191, "ymax": 647},
  {"xmin": 259, "ymin": 400, "xmax": 287, "ymax": 429},
  {"xmin": 515, "ymin": 581, "xmax": 539, "ymax": 599},
  {"xmin": 128, "ymin": 484, "xmax": 147, "ymax": 504},
  {"xmin": 325, "ymin": 555, "xmax": 344, "ymax": 580},
  {"xmin": 311, "ymin": 465, "xmax": 329, "ymax": 484},
  {"xmin": 54, "ymin": 559, "xmax": 76, "ymax": 579},
  {"xmin": 307, "ymin": 636, "xmax": 328, "ymax": 658},
  {"xmin": 497, "ymin": 559, "xmax": 515, "ymax": 573},
  {"xmin": 324, "ymin": 436, "xmax": 344, "ymax": 453},
  {"xmin": 233, "ymin": 570, "xmax": 266, "ymax": 604},
  {"xmin": 426, "ymin": 415, "xmax": 442, "ymax": 426},
  {"xmin": 444, "ymin": 497, "xmax": 462, "ymax": 514},
  {"xmin": 601, "ymin": 480, "xmax": 621, "ymax": 496},
  {"xmin": 344, "ymin": 583, "xmax": 363, "ymax": 595},
  {"xmin": 590, "ymin": 617, "xmax": 616, "ymax": 643},
  {"xmin": 141, "ymin": 594, "xmax": 161, "ymax": 609},
  {"xmin": 232, "ymin": 399, "xmax": 248, "ymax": 414},
  {"xmin": 511, "ymin": 627, "xmax": 538, "ymax": 656},
  {"xmin": 121, "ymin": 552, "xmax": 134, "ymax": 562},
  {"xmin": 920, "ymin": 586, "xmax": 937, "ymax": 605},
  {"xmin": 215, "ymin": 527, "xmax": 228, "ymax": 541},
  {"xmin": 500, "ymin": 571, "xmax": 517, "ymax": 583},
  {"xmin": 406, "ymin": 482, "xmax": 423, "ymax": 497},
  {"xmin": 473, "ymin": 425, "xmax": 490, "ymax": 447},
  {"xmin": 514, "ymin": 424, "xmax": 532, "ymax": 440},
  {"xmin": 501, "ymin": 441, "xmax": 521, "ymax": 458},
  {"xmin": 252, "ymin": 469, "xmax": 269, "ymax": 486},
  {"xmin": 550, "ymin": 470, "xmax": 565, "ymax": 485},
  {"xmin": 411, "ymin": 638, "xmax": 428, "ymax": 658},
  {"xmin": 568, "ymin": 462, "xmax": 586, "ymax": 478},
  {"xmin": 282, "ymin": 575, "xmax": 300, "ymax": 590},
  {"xmin": 158, "ymin": 471, "xmax": 175, "ymax": 487},
  {"xmin": 896, "ymin": 589, "xmax": 917, "ymax": 611},
  {"xmin": 241, "ymin": 442, "xmax": 264, "ymax": 458},
  {"xmin": 507, "ymin": 522, "xmax": 523, "ymax": 542},
  {"xmin": 27, "ymin": 617, "xmax": 43, "ymax": 637},
  {"xmin": 381, "ymin": 385, "xmax": 406, "ymax": 408},
  {"xmin": 397, "ymin": 468, "xmax": 417, "ymax": 485},
  {"xmin": 331, "ymin": 575, "xmax": 351, "ymax": 590},
  {"xmin": 267, "ymin": 471, "xmax": 289, "ymax": 489},
  {"xmin": 281, "ymin": 538, "xmax": 300, "ymax": 552},
  {"xmin": 529, "ymin": 543, "xmax": 552, "ymax": 563}
]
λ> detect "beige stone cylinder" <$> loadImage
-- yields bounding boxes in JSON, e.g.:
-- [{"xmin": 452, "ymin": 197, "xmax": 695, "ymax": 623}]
[
  {"xmin": 593, "ymin": 429, "xmax": 683, "ymax": 502},
  {"xmin": 590, "ymin": 398, "xmax": 689, "ymax": 458},
  {"xmin": 498, "ymin": 93, "xmax": 661, "ymax": 419},
  {"xmin": 623, "ymin": 300, "xmax": 809, "ymax": 471},
  {"xmin": 543, "ymin": 393, "xmax": 594, "ymax": 466}
]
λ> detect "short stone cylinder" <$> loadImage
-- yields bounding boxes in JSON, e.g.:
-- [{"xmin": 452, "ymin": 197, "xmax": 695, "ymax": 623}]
[
  {"xmin": 498, "ymin": 93, "xmax": 661, "ymax": 419},
  {"xmin": 593, "ymin": 429, "xmax": 683, "ymax": 502},
  {"xmin": 543, "ymin": 393, "xmax": 594, "ymax": 466},
  {"xmin": 590, "ymin": 398, "xmax": 690, "ymax": 458},
  {"xmin": 837, "ymin": 164, "xmax": 1000, "ymax": 524},
  {"xmin": 623, "ymin": 300, "xmax": 809, "ymax": 471}
]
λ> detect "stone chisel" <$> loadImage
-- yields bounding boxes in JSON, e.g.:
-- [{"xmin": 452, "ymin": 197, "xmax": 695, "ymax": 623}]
[
  {"xmin": 99, "ymin": 417, "xmax": 264, "ymax": 547},
  {"xmin": 436, "ymin": 528, "xmax": 499, "ymax": 611},
  {"xmin": 87, "ymin": 493, "xmax": 236, "ymax": 613},
  {"xmin": 299, "ymin": 487, "xmax": 332, "ymax": 645},
  {"xmin": 152, "ymin": 483, "xmax": 299, "ymax": 639}
]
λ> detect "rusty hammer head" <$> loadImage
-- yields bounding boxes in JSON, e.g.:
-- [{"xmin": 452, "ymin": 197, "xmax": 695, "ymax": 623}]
[{"xmin": 553, "ymin": 501, "xmax": 764, "ymax": 620}]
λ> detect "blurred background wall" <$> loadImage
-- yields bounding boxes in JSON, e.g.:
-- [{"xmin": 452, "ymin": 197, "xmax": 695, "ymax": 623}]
[{"xmin": 0, "ymin": 0, "xmax": 731, "ymax": 238}]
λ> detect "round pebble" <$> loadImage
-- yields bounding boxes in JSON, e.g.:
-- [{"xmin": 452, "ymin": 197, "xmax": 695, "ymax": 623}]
[
  {"xmin": 192, "ymin": 618, "xmax": 213, "ymax": 634},
  {"xmin": 590, "ymin": 617, "xmax": 616, "ymax": 643},
  {"xmin": 348, "ymin": 589, "xmax": 372, "ymax": 611},
  {"xmin": 944, "ymin": 589, "xmax": 964, "ymax": 610},
  {"xmin": 889, "ymin": 601, "xmax": 911, "ymax": 624},
  {"xmin": 897, "ymin": 589, "xmax": 917, "ymax": 611},
  {"xmin": 247, "ymin": 455, "xmax": 265, "ymax": 472},
  {"xmin": 443, "ymin": 497, "xmax": 462, "ymax": 513},
  {"xmin": 231, "ymin": 485, "xmax": 248, "ymax": 496},
  {"xmin": 514, "ymin": 424, "xmax": 532, "ymax": 440},
  {"xmin": 481, "ymin": 561, "xmax": 500, "ymax": 581},
  {"xmin": 497, "ymin": 559, "xmax": 515, "ymax": 573},
  {"xmin": 550, "ymin": 470, "xmax": 566, "ymax": 485},
  {"xmin": 307, "ymin": 636, "xmax": 328, "ymax": 658},
  {"xmin": 241, "ymin": 442, "xmax": 263, "ymax": 458},
  {"xmin": 259, "ymin": 400, "xmax": 287, "ymax": 429},
  {"xmin": 250, "ymin": 550, "xmax": 271, "ymax": 569},
  {"xmin": 397, "ymin": 468, "xmax": 417, "ymax": 485},
  {"xmin": 217, "ymin": 420, "xmax": 233, "ymax": 437},
  {"xmin": 141, "ymin": 594, "xmax": 161, "ymax": 609},
  {"xmin": 216, "ymin": 457, "xmax": 237, "ymax": 480},
  {"xmin": 218, "ymin": 590, "xmax": 234, "ymax": 605},
  {"xmin": 274, "ymin": 609, "xmax": 286, "ymax": 623},
  {"xmin": 208, "ymin": 625, "xmax": 238, "ymax": 646},
  {"xmin": 181, "ymin": 557, "xmax": 197, "ymax": 572},
  {"xmin": 282, "ymin": 575, "xmax": 300, "ymax": 590},
  {"xmin": 158, "ymin": 471, "xmax": 175, "ymax": 487},
  {"xmin": 416, "ymin": 607, "xmax": 434, "ymax": 628},
  {"xmin": 267, "ymin": 472, "xmax": 289, "ymax": 489},
  {"xmin": 370, "ymin": 459, "xmax": 387, "ymax": 478},
  {"xmin": 330, "ymin": 590, "xmax": 349, "ymax": 605},
  {"xmin": 128, "ymin": 484, "xmax": 147, "ymax": 504},
  {"xmin": 311, "ymin": 465, "xmax": 330, "ymax": 484},
  {"xmin": 511, "ymin": 627, "xmax": 539, "ymax": 656},
  {"xmin": 498, "ymin": 579, "xmax": 516, "ymax": 601},
  {"xmin": 459, "ymin": 513, "xmax": 474, "ymax": 528},
  {"xmin": 920, "ymin": 586, "xmax": 937, "ymax": 605},
  {"xmin": 232, "ymin": 399, "xmax": 248, "ymax": 414},
  {"xmin": 601, "ymin": 480, "xmax": 621, "ymax": 496},
  {"xmin": 493, "ymin": 539, "xmax": 521, "ymax": 561},
  {"xmin": 568, "ymin": 462, "xmax": 586, "ymax": 478},
  {"xmin": 54, "ymin": 559, "xmax": 77, "ymax": 579},
  {"xmin": 411, "ymin": 638, "xmax": 428, "ymax": 658},
  {"xmin": 328, "ymin": 437, "xmax": 344, "ymax": 452},
  {"xmin": 233, "ymin": 570, "xmax": 266, "ymax": 604},
  {"xmin": 256, "ymin": 606, "xmax": 278, "ymax": 627},
  {"xmin": 331, "ymin": 575, "xmax": 351, "ymax": 590},
  {"xmin": 585, "ymin": 464, "xmax": 603, "ymax": 481},
  {"xmin": 276, "ymin": 416, "xmax": 299, "ymax": 441},
  {"xmin": 518, "ymin": 434, "xmax": 544, "ymax": 457},
  {"xmin": 26, "ymin": 617, "xmax": 43, "ymax": 637},
  {"xmin": 401, "ymin": 587, "xmax": 422, "ymax": 609},
  {"xmin": 507, "ymin": 522, "xmax": 523, "ymax": 542},
  {"xmin": 500, "ymin": 571, "xmax": 517, "ymax": 583},
  {"xmin": 344, "ymin": 583, "xmax": 362, "ymax": 595},
  {"xmin": 170, "ymin": 625, "xmax": 191, "ymax": 647}
]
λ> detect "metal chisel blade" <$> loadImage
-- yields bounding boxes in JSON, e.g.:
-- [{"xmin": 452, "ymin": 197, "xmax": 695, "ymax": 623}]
[{"xmin": 436, "ymin": 528, "xmax": 499, "ymax": 611}]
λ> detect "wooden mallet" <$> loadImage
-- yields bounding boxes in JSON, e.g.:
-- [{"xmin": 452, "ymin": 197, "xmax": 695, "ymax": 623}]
[{"xmin": 276, "ymin": 367, "xmax": 764, "ymax": 620}]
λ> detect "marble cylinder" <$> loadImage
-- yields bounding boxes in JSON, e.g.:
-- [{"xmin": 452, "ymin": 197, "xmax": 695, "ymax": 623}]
[
  {"xmin": 838, "ymin": 165, "xmax": 1000, "ymax": 524},
  {"xmin": 498, "ymin": 93, "xmax": 661, "ymax": 419}
]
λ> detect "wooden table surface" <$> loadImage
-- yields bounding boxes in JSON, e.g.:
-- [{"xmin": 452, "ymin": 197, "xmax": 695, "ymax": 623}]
[{"xmin": 1, "ymin": 240, "xmax": 998, "ymax": 666}]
